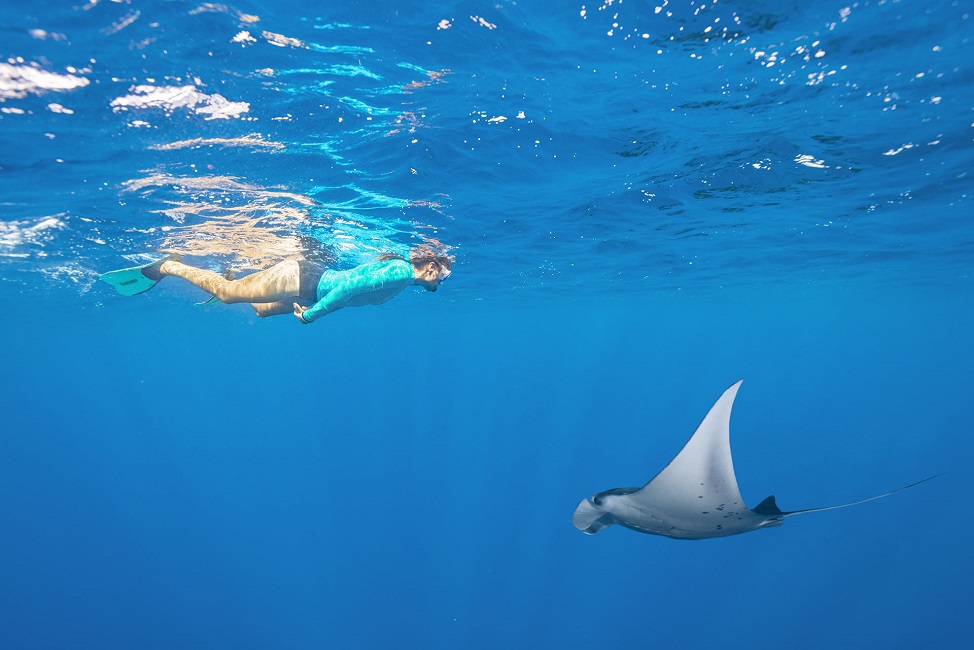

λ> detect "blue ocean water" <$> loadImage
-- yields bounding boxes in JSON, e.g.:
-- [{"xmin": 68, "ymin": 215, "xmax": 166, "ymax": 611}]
[{"xmin": 1, "ymin": 0, "xmax": 972, "ymax": 648}]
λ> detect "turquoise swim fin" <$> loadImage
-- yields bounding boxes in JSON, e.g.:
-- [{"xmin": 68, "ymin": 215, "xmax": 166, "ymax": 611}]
[
  {"xmin": 100, "ymin": 257, "xmax": 168, "ymax": 296},
  {"xmin": 195, "ymin": 295, "xmax": 222, "ymax": 306}
]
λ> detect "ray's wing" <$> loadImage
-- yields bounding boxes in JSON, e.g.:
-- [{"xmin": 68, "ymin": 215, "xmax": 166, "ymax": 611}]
[
  {"xmin": 631, "ymin": 380, "xmax": 748, "ymax": 514},
  {"xmin": 778, "ymin": 474, "xmax": 943, "ymax": 518}
]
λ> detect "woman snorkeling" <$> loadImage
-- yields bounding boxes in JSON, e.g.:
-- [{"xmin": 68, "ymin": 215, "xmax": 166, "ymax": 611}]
[{"xmin": 101, "ymin": 245, "xmax": 453, "ymax": 324}]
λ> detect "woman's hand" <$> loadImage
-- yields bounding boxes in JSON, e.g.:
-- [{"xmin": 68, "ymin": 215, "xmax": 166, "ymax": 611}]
[{"xmin": 293, "ymin": 303, "xmax": 310, "ymax": 323}]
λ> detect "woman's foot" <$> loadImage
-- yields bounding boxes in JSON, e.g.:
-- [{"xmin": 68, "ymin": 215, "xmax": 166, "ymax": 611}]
[{"xmin": 142, "ymin": 253, "xmax": 183, "ymax": 281}]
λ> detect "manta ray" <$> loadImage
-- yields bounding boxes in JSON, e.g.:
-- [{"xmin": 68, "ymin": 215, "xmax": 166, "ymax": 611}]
[{"xmin": 573, "ymin": 380, "xmax": 935, "ymax": 540}]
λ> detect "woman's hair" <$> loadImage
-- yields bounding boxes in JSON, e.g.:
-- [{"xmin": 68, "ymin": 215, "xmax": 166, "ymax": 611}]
[
  {"xmin": 379, "ymin": 245, "xmax": 453, "ymax": 270},
  {"xmin": 377, "ymin": 252, "xmax": 406, "ymax": 262}
]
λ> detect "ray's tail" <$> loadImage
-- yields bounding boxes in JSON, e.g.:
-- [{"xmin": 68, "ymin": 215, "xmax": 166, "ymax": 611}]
[{"xmin": 778, "ymin": 473, "xmax": 944, "ymax": 518}]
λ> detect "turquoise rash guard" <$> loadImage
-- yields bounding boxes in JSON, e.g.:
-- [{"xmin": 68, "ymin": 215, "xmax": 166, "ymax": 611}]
[{"xmin": 300, "ymin": 258, "xmax": 415, "ymax": 323}]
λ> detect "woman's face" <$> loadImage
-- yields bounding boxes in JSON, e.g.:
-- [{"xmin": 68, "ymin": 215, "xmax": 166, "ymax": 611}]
[{"xmin": 421, "ymin": 262, "xmax": 450, "ymax": 291}]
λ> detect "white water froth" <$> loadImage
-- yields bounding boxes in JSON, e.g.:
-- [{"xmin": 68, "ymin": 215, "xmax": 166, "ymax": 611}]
[
  {"xmin": 110, "ymin": 84, "xmax": 250, "ymax": 120},
  {"xmin": 0, "ymin": 217, "xmax": 64, "ymax": 256},
  {"xmin": 0, "ymin": 63, "xmax": 90, "ymax": 100}
]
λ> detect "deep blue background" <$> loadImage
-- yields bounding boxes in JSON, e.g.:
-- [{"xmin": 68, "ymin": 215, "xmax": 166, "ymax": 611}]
[
  {"xmin": 2, "ymin": 285, "xmax": 969, "ymax": 648},
  {"xmin": 2, "ymin": 0, "xmax": 973, "ymax": 648}
]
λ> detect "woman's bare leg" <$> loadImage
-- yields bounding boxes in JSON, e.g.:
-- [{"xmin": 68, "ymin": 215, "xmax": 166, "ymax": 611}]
[
  {"xmin": 159, "ymin": 259, "xmax": 302, "ymax": 304},
  {"xmin": 250, "ymin": 301, "xmax": 294, "ymax": 318}
]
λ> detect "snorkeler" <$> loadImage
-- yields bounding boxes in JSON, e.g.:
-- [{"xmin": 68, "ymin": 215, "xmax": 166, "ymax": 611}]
[{"xmin": 100, "ymin": 246, "xmax": 453, "ymax": 323}]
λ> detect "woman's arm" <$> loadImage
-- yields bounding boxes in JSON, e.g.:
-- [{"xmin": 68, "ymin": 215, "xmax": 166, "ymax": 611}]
[{"xmin": 294, "ymin": 261, "xmax": 412, "ymax": 323}]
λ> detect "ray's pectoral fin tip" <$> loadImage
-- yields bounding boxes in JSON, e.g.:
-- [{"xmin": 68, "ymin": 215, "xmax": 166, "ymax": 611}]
[{"xmin": 572, "ymin": 379, "xmax": 937, "ymax": 541}]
